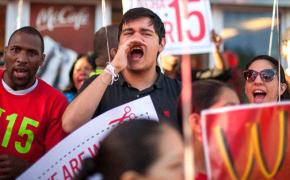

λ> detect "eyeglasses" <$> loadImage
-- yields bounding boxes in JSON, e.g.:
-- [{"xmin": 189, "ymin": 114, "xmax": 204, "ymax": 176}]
[{"xmin": 243, "ymin": 69, "xmax": 277, "ymax": 82}]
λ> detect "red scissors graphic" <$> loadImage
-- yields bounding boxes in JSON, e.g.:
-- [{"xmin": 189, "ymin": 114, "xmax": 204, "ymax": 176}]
[{"xmin": 109, "ymin": 106, "xmax": 136, "ymax": 125}]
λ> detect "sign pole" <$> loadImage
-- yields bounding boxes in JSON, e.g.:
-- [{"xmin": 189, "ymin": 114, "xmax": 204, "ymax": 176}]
[{"xmin": 181, "ymin": 54, "xmax": 194, "ymax": 180}]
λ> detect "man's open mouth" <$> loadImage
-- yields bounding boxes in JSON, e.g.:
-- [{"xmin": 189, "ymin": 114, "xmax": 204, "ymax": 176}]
[
  {"xmin": 14, "ymin": 68, "xmax": 28, "ymax": 79},
  {"xmin": 129, "ymin": 46, "xmax": 144, "ymax": 60}
]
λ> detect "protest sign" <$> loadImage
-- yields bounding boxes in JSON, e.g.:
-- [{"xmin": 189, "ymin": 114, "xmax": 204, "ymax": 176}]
[
  {"xmin": 18, "ymin": 96, "xmax": 158, "ymax": 180},
  {"xmin": 201, "ymin": 102, "xmax": 290, "ymax": 179}
]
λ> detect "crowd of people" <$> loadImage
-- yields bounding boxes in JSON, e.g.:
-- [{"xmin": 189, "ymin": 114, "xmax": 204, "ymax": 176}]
[{"xmin": 0, "ymin": 6, "xmax": 289, "ymax": 180}]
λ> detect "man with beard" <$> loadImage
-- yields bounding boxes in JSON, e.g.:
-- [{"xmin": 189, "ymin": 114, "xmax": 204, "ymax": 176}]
[
  {"xmin": 62, "ymin": 7, "xmax": 181, "ymax": 133},
  {"xmin": 0, "ymin": 26, "xmax": 68, "ymax": 178}
]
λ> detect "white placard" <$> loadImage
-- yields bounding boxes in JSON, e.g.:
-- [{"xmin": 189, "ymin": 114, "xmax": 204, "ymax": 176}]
[
  {"xmin": 18, "ymin": 96, "xmax": 158, "ymax": 180},
  {"xmin": 122, "ymin": 0, "xmax": 213, "ymax": 55}
]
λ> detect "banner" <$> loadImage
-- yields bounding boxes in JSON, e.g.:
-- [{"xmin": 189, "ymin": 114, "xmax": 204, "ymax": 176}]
[
  {"xmin": 122, "ymin": 0, "xmax": 213, "ymax": 55},
  {"xmin": 18, "ymin": 96, "xmax": 158, "ymax": 180},
  {"xmin": 201, "ymin": 102, "xmax": 290, "ymax": 179},
  {"xmin": 39, "ymin": 36, "xmax": 76, "ymax": 90}
]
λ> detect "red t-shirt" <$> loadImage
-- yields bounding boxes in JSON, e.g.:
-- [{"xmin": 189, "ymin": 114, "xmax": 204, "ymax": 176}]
[
  {"xmin": 0, "ymin": 70, "xmax": 68, "ymax": 162},
  {"xmin": 195, "ymin": 172, "xmax": 207, "ymax": 180}
]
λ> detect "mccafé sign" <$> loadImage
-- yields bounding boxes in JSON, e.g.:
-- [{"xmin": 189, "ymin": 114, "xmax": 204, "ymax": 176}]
[
  {"xmin": 35, "ymin": 6, "xmax": 89, "ymax": 31},
  {"xmin": 30, "ymin": 3, "xmax": 95, "ymax": 52}
]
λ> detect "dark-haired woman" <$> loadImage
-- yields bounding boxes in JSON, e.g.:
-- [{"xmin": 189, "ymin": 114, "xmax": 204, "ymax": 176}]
[
  {"xmin": 243, "ymin": 55, "xmax": 290, "ymax": 103},
  {"xmin": 63, "ymin": 55, "xmax": 94, "ymax": 102}
]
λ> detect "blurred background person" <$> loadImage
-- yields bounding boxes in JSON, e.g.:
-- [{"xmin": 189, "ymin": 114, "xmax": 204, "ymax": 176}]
[
  {"xmin": 91, "ymin": 24, "xmax": 119, "ymax": 76},
  {"xmin": 160, "ymin": 30, "xmax": 230, "ymax": 81},
  {"xmin": 243, "ymin": 55, "xmax": 290, "ymax": 104},
  {"xmin": 177, "ymin": 79, "xmax": 240, "ymax": 180},
  {"xmin": 75, "ymin": 120, "xmax": 184, "ymax": 180},
  {"xmin": 160, "ymin": 54, "xmax": 179, "ymax": 79},
  {"xmin": 63, "ymin": 54, "xmax": 94, "ymax": 102}
]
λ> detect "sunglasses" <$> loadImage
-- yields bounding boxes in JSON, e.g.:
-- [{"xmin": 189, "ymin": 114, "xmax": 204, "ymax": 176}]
[{"xmin": 243, "ymin": 69, "xmax": 277, "ymax": 82}]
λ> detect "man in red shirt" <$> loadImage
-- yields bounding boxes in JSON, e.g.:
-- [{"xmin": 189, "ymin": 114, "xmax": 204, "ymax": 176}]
[{"xmin": 0, "ymin": 26, "xmax": 68, "ymax": 178}]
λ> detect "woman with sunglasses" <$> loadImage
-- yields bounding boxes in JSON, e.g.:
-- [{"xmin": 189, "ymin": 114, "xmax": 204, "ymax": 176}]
[{"xmin": 244, "ymin": 55, "xmax": 290, "ymax": 103}]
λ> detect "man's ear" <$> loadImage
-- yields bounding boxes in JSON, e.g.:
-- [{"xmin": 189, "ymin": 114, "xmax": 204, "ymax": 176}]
[
  {"xmin": 158, "ymin": 37, "xmax": 166, "ymax": 52},
  {"xmin": 120, "ymin": 170, "xmax": 144, "ymax": 180},
  {"xmin": 280, "ymin": 83, "xmax": 287, "ymax": 96},
  {"xmin": 189, "ymin": 113, "xmax": 202, "ymax": 141}
]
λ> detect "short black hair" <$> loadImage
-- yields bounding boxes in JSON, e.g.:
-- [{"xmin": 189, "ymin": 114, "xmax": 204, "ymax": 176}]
[
  {"xmin": 245, "ymin": 55, "xmax": 290, "ymax": 100},
  {"xmin": 94, "ymin": 25, "xmax": 119, "ymax": 55},
  {"xmin": 8, "ymin": 26, "xmax": 44, "ymax": 53},
  {"xmin": 75, "ymin": 120, "xmax": 165, "ymax": 179},
  {"xmin": 94, "ymin": 25, "xmax": 119, "ymax": 66},
  {"xmin": 118, "ymin": 7, "xmax": 165, "ymax": 43}
]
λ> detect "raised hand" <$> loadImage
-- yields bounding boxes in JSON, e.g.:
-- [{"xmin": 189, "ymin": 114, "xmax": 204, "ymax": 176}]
[{"xmin": 111, "ymin": 38, "xmax": 146, "ymax": 73}]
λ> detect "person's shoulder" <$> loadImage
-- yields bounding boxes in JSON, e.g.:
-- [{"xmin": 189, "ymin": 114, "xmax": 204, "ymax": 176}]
[
  {"xmin": 37, "ymin": 79, "xmax": 68, "ymax": 101},
  {"xmin": 37, "ymin": 79, "xmax": 60, "ymax": 93},
  {"xmin": 160, "ymin": 73, "xmax": 181, "ymax": 93},
  {"xmin": 161, "ymin": 73, "xmax": 181, "ymax": 87}
]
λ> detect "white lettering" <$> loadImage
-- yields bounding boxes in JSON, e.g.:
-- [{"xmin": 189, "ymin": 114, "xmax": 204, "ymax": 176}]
[{"xmin": 35, "ymin": 6, "xmax": 89, "ymax": 31}]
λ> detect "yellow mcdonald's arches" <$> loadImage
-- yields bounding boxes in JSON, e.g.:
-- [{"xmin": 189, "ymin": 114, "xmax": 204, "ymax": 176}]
[
  {"xmin": 214, "ymin": 126, "xmax": 254, "ymax": 180},
  {"xmin": 213, "ymin": 111, "xmax": 287, "ymax": 179}
]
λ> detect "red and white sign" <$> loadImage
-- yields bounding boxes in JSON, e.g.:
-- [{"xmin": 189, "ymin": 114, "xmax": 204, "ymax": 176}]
[
  {"xmin": 201, "ymin": 102, "xmax": 290, "ymax": 179},
  {"xmin": 122, "ymin": 0, "xmax": 213, "ymax": 55},
  {"xmin": 17, "ymin": 96, "xmax": 158, "ymax": 180}
]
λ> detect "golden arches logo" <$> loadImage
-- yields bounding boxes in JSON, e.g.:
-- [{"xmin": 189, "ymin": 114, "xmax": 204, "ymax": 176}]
[{"xmin": 214, "ymin": 111, "xmax": 287, "ymax": 180}]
